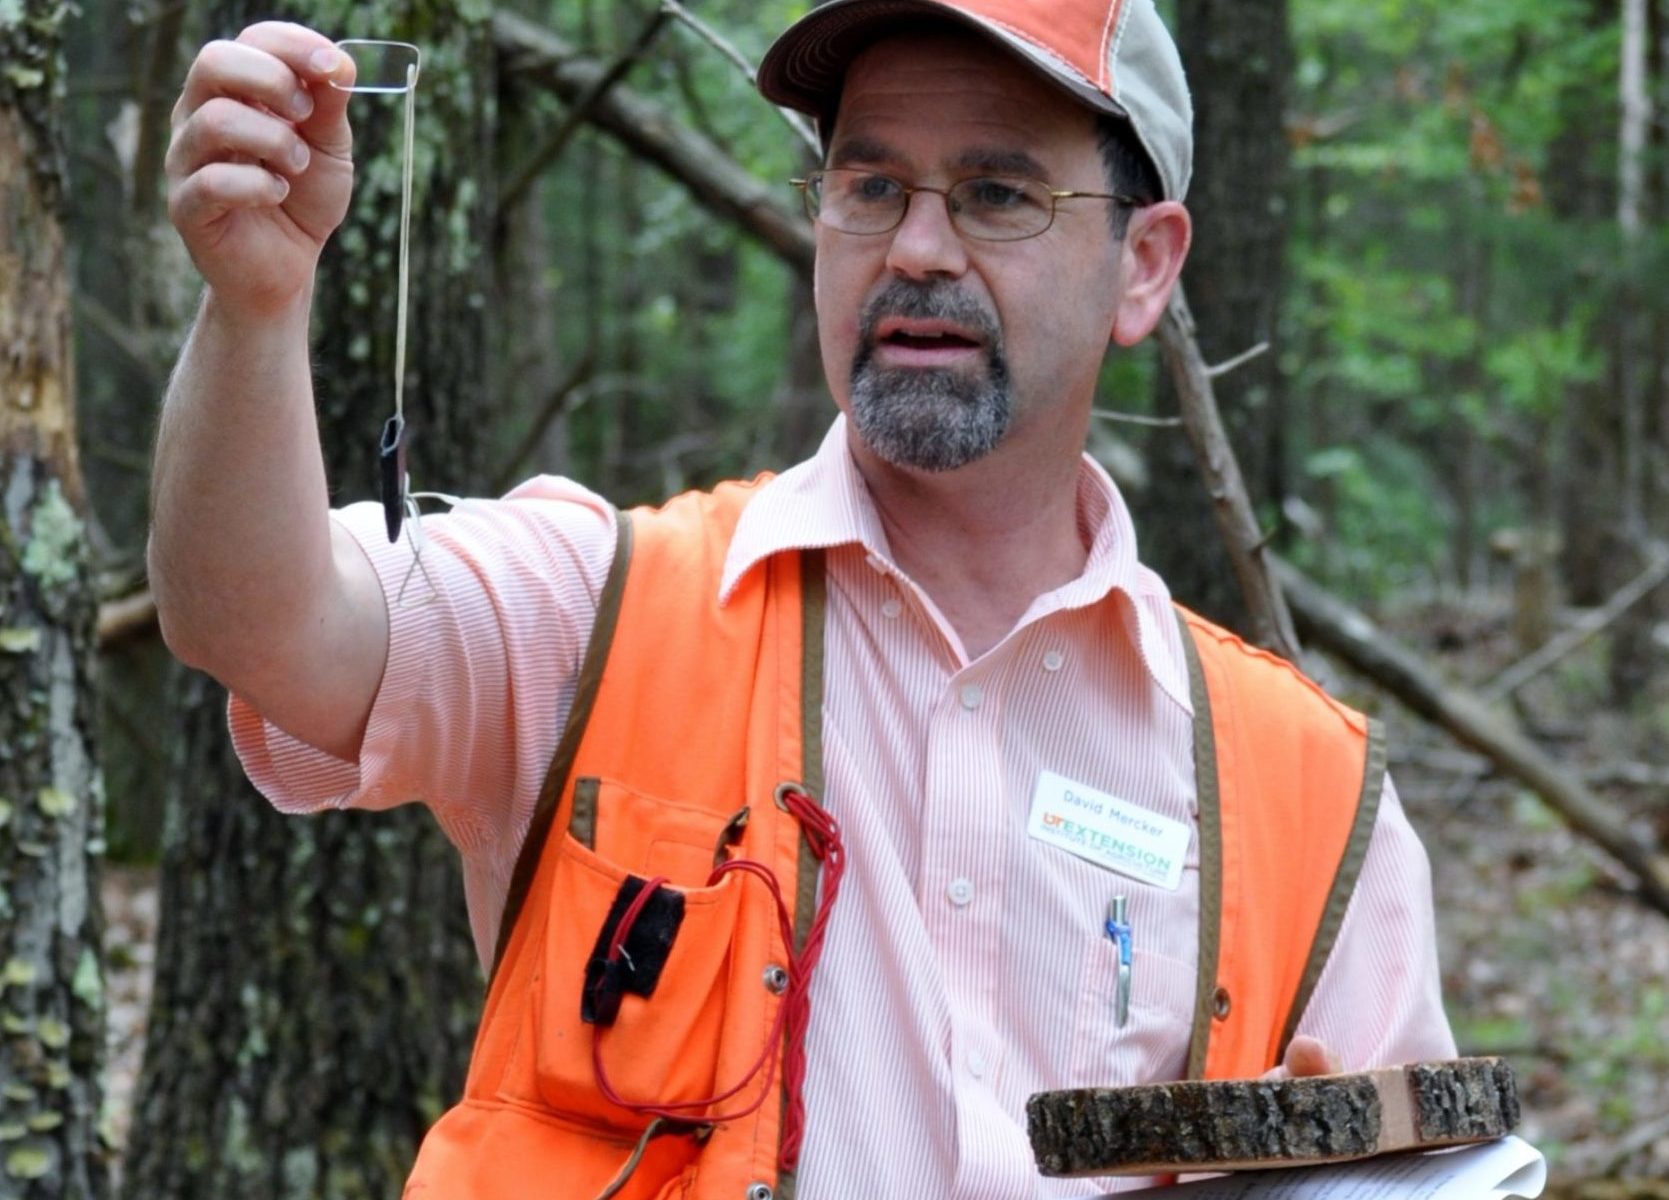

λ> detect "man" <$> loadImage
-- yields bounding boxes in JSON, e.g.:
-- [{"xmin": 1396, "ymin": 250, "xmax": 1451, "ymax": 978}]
[{"xmin": 152, "ymin": 1, "xmax": 1455, "ymax": 1197}]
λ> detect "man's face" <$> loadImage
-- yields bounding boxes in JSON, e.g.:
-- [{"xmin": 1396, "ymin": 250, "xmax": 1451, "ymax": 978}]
[{"xmin": 813, "ymin": 30, "xmax": 1127, "ymax": 474}]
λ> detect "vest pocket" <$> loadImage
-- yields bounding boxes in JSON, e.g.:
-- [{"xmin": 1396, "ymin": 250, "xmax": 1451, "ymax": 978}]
[
  {"xmin": 572, "ymin": 775, "xmax": 738, "ymax": 889},
  {"xmin": 520, "ymin": 781, "xmax": 755, "ymax": 1134}
]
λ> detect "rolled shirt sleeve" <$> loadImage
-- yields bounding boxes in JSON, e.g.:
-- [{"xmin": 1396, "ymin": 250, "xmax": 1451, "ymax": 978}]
[{"xmin": 228, "ymin": 476, "xmax": 616, "ymax": 962}]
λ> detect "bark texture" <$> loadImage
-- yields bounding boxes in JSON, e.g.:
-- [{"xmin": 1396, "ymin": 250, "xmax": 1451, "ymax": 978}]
[
  {"xmin": 1029, "ymin": 1059, "xmax": 1519, "ymax": 1178},
  {"xmin": 1133, "ymin": 0, "xmax": 1291, "ymax": 631},
  {"xmin": 0, "ymin": 0, "xmax": 110, "ymax": 1194},
  {"xmin": 1409, "ymin": 1059, "xmax": 1521, "ymax": 1143},
  {"xmin": 121, "ymin": 0, "xmax": 496, "ymax": 1194}
]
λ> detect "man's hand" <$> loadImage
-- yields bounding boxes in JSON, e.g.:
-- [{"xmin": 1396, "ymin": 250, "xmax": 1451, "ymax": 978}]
[
  {"xmin": 167, "ymin": 22, "xmax": 357, "ymax": 320},
  {"xmin": 1261, "ymin": 1035, "xmax": 1344, "ymax": 1080}
]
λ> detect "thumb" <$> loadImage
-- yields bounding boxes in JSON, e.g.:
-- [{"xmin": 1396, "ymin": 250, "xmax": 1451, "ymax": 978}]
[
  {"xmin": 296, "ymin": 43, "xmax": 358, "ymax": 157},
  {"xmin": 1282, "ymin": 1035, "xmax": 1343, "ymax": 1078}
]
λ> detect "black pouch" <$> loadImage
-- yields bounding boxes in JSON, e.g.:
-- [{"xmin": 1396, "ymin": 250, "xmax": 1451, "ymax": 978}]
[{"xmin": 581, "ymin": 876, "xmax": 686, "ymax": 1026}]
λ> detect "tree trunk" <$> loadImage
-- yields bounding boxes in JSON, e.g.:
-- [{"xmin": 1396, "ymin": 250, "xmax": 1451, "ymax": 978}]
[
  {"xmin": 1609, "ymin": 0, "xmax": 1661, "ymax": 705},
  {"xmin": 1134, "ymin": 0, "xmax": 1291, "ymax": 630},
  {"xmin": 123, "ymin": 2, "xmax": 495, "ymax": 1195},
  {"xmin": 0, "ymin": 1, "xmax": 111, "ymax": 1194}
]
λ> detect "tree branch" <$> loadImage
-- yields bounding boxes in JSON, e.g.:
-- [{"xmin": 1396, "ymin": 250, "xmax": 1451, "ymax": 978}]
[
  {"xmin": 499, "ymin": 5, "xmax": 673, "ymax": 216},
  {"xmin": 1481, "ymin": 546, "xmax": 1669, "ymax": 700},
  {"xmin": 1275, "ymin": 555, "xmax": 1669, "ymax": 919},
  {"xmin": 659, "ymin": 0, "xmax": 821, "ymax": 157},
  {"xmin": 492, "ymin": 10, "xmax": 814, "ymax": 277},
  {"xmin": 490, "ymin": 349, "xmax": 598, "ymax": 495},
  {"xmin": 98, "ymin": 587, "xmax": 158, "ymax": 650},
  {"xmin": 1155, "ymin": 285, "xmax": 1302, "ymax": 659}
]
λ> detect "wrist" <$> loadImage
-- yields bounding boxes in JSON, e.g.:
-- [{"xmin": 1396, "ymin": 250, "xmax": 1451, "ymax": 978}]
[{"xmin": 199, "ymin": 278, "xmax": 315, "ymax": 338}]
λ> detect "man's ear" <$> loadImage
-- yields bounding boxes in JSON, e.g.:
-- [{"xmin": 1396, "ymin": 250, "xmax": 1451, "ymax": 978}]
[{"xmin": 1110, "ymin": 201, "xmax": 1192, "ymax": 347}]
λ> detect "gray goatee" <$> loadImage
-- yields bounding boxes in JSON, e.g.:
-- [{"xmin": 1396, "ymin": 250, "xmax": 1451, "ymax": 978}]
[{"xmin": 848, "ymin": 279, "xmax": 1011, "ymax": 472}]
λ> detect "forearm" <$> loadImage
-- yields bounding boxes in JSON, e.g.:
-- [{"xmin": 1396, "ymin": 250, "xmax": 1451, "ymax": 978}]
[{"xmin": 149, "ymin": 287, "xmax": 335, "ymax": 667}]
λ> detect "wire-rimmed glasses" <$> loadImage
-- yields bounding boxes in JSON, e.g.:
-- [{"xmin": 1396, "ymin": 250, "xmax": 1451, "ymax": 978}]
[{"xmin": 791, "ymin": 168, "xmax": 1143, "ymax": 242}]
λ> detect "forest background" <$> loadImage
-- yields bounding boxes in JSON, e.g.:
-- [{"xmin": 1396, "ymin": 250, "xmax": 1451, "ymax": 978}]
[{"xmin": 1, "ymin": 0, "xmax": 1667, "ymax": 1195}]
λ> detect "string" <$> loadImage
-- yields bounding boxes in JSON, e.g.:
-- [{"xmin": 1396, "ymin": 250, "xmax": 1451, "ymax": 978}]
[
  {"xmin": 587, "ymin": 785, "xmax": 846, "ymax": 1189},
  {"xmin": 393, "ymin": 58, "xmax": 417, "ymax": 428}
]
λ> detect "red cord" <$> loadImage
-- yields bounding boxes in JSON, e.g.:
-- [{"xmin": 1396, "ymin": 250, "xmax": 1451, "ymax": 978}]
[
  {"xmin": 588, "ymin": 787, "xmax": 845, "ymax": 1173},
  {"xmin": 776, "ymin": 787, "xmax": 845, "ymax": 1169}
]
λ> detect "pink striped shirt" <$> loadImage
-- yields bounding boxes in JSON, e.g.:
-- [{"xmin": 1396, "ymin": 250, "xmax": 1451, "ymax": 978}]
[{"xmin": 232, "ymin": 416, "xmax": 1455, "ymax": 1198}]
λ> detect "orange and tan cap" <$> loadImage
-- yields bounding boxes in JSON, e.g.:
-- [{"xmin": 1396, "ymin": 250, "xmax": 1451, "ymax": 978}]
[{"xmin": 757, "ymin": 0, "xmax": 1194, "ymax": 202}]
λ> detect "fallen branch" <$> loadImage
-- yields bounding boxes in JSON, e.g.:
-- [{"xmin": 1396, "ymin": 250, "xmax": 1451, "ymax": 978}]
[
  {"xmin": 98, "ymin": 587, "xmax": 158, "ymax": 649},
  {"xmin": 1274, "ymin": 555, "xmax": 1669, "ymax": 919},
  {"xmin": 493, "ymin": 10, "xmax": 815, "ymax": 277},
  {"xmin": 660, "ymin": 0, "xmax": 820, "ymax": 156},
  {"xmin": 1481, "ymin": 548, "xmax": 1669, "ymax": 700},
  {"xmin": 1156, "ymin": 287, "xmax": 1301, "ymax": 660},
  {"xmin": 499, "ymin": 5, "xmax": 673, "ymax": 216},
  {"xmin": 490, "ymin": 350, "xmax": 597, "ymax": 495},
  {"xmin": 1391, "ymin": 747, "xmax": 1669, "ymax": 792}
]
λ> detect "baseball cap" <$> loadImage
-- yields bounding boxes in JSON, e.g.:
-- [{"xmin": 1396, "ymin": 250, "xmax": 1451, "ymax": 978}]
[{"xmin": 757, "ymin": 0, "xmax": 1193, "ymax": 202}]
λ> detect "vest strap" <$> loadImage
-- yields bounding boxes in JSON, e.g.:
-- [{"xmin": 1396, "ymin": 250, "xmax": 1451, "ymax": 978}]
[
  {"xmin": 775, "ymin": 548, "xmax": 826, "ymax": 1200},
  {"xmin": 1177, "ymin": 608, "xmax": 1224, "ymax": 1080},
  {"xmin": 490, "ymin": 506, "xmax": 635, "ymax": 981},
  {"xmin": 1276, "ymin": 719, "xmax": 1386, "ymax": 1052}
]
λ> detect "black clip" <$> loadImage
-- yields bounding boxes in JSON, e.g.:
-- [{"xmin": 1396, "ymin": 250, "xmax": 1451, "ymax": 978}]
[
  {"xmin": 582, "ymin": 876, "xmax": 686, "ymax": 1027},
  {"xmin": 379, "ymin": 413, "xmax": 408, "ymax": 543}
]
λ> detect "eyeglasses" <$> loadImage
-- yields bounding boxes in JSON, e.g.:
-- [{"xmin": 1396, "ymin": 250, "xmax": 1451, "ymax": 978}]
[{"xmin": 791, "ymin": 168, "xmax": 1143, "ymax": 243}]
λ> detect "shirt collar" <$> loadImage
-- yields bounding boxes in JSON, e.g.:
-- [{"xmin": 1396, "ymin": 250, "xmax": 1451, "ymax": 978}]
[{"xmin": 720, "ymin": 415, "xmax": 1192, "ymax": 713}]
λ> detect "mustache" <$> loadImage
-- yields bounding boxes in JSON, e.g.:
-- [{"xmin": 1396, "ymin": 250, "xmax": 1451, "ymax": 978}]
[{"xmin": 856, "ymin": 279, "xmax": 1001, "ymax": 348}]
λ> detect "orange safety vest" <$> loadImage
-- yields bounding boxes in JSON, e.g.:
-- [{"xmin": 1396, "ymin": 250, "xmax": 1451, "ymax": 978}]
[{"xmin": 404, "ymin": 480, "xmax": 1385, "ymax": 1200}]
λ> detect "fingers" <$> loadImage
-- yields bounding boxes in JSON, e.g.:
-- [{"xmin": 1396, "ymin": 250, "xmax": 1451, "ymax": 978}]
[
  {"xmin": 1282, "ymin": 1035, "xmax": 1343, "ymax": 1078},
  {"xmin": 166, "ymin": 96, "xmax": 313, "ymax": 185},
  {"xmin": 172, "ymin": 24, "xmax": 355, "ymax": 163},
  {"xmin": 170, "ymin": 161, "xmax": 293, "ymax": 231}
]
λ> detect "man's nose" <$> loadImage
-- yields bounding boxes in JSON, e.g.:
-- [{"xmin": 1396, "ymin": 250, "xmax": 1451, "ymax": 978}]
[{"xmin": 883, "ymin": 188, "xmax": 970, "ymax": 281}]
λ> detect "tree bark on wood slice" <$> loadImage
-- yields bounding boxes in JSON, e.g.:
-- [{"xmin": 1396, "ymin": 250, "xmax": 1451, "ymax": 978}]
[{"xmin": 1029, "ymin": 1057, "xmax": 1519, "ymax": 1178}]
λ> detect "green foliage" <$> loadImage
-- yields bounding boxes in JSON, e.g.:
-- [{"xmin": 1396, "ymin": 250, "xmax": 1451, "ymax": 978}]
[{"xmin": 1282, "ymin": 0, "xmax": 1644, "ymax": 598}]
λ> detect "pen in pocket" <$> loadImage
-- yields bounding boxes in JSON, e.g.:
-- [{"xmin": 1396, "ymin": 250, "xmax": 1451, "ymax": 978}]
[{"xmin": 1105, "ymin": 894, "xmax": 1132, "ymax": 1028}]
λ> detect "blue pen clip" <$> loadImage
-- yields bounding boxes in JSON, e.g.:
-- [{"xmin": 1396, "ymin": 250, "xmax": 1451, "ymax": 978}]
[{"xmin": 1105, "ymin": 895, "xmax": 1133, "ymax": 1028}]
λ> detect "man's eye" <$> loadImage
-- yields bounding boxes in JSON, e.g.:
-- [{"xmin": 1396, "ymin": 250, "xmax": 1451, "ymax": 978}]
[
  {"xmin": 850, "ymin": 174, "xmax": 902, "ymax": 203},
  {"xmin": 965, "ymin": 179, "xmax": 1032, "ymax": 209}
]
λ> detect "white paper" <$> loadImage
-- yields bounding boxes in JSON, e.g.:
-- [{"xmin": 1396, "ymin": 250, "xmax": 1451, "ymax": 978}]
[{"xmin": 1110, "ymin": 1137, "xmax": 1546, "ymax": 1200}]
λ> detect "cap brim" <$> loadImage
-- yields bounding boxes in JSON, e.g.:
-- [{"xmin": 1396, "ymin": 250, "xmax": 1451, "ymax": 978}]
[{"xmin": 757, "ymin": 0, "xmax": 1128, "ymax": 128}]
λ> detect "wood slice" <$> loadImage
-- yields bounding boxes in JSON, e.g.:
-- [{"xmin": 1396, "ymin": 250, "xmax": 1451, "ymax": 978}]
[{"xmin": 1028, "ymin": 1056, "xmax": 1519, "ymax": 1178}]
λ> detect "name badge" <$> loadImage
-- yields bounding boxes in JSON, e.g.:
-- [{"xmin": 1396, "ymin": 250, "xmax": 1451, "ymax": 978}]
[{"xmin": 1026, "ymin": 770, "xmax": 1192, "ymax": 891}]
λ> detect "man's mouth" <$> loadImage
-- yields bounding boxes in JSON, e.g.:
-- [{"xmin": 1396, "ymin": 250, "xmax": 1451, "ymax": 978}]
[{"xmin": 871, "ymin": 319, "xmax": 985, "ymax": 365}]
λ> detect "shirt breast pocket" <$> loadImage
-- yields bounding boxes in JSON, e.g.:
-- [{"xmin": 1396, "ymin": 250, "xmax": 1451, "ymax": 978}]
[{"xmin": 1068, "ymin": 936, "xmax": 1197, "ymax": 1089}]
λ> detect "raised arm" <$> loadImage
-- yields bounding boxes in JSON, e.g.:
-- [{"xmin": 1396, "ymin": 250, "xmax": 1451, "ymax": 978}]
[{"xmin": 150, "ymin": 22, "xmax": 384, "ymax": 761}]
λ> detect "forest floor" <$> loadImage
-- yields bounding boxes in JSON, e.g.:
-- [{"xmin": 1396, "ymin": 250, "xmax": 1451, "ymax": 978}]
[{"xmin": 97, "ymin": 597, "xmax": 1669, "ymax": 1185}]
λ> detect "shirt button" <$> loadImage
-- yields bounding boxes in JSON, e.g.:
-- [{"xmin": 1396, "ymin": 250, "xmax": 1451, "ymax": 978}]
[
  {"xmin": 959, "ymin": 684, "xmax": 984, "ymax": 711},
  {"xmin": 1043, "ymin": 650, "xmax": 1065, "ymax": 672},
  {"xmin": 967, "ymin": 1051, "xmax": 987, "ymax": 1079},
  {"xmin": 881, "ymin": 599, "xmax": 902, "ymax": 619},
  {"xmin": 946, "ymin": 878, "xmax": 974, "ymax": 906}
]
